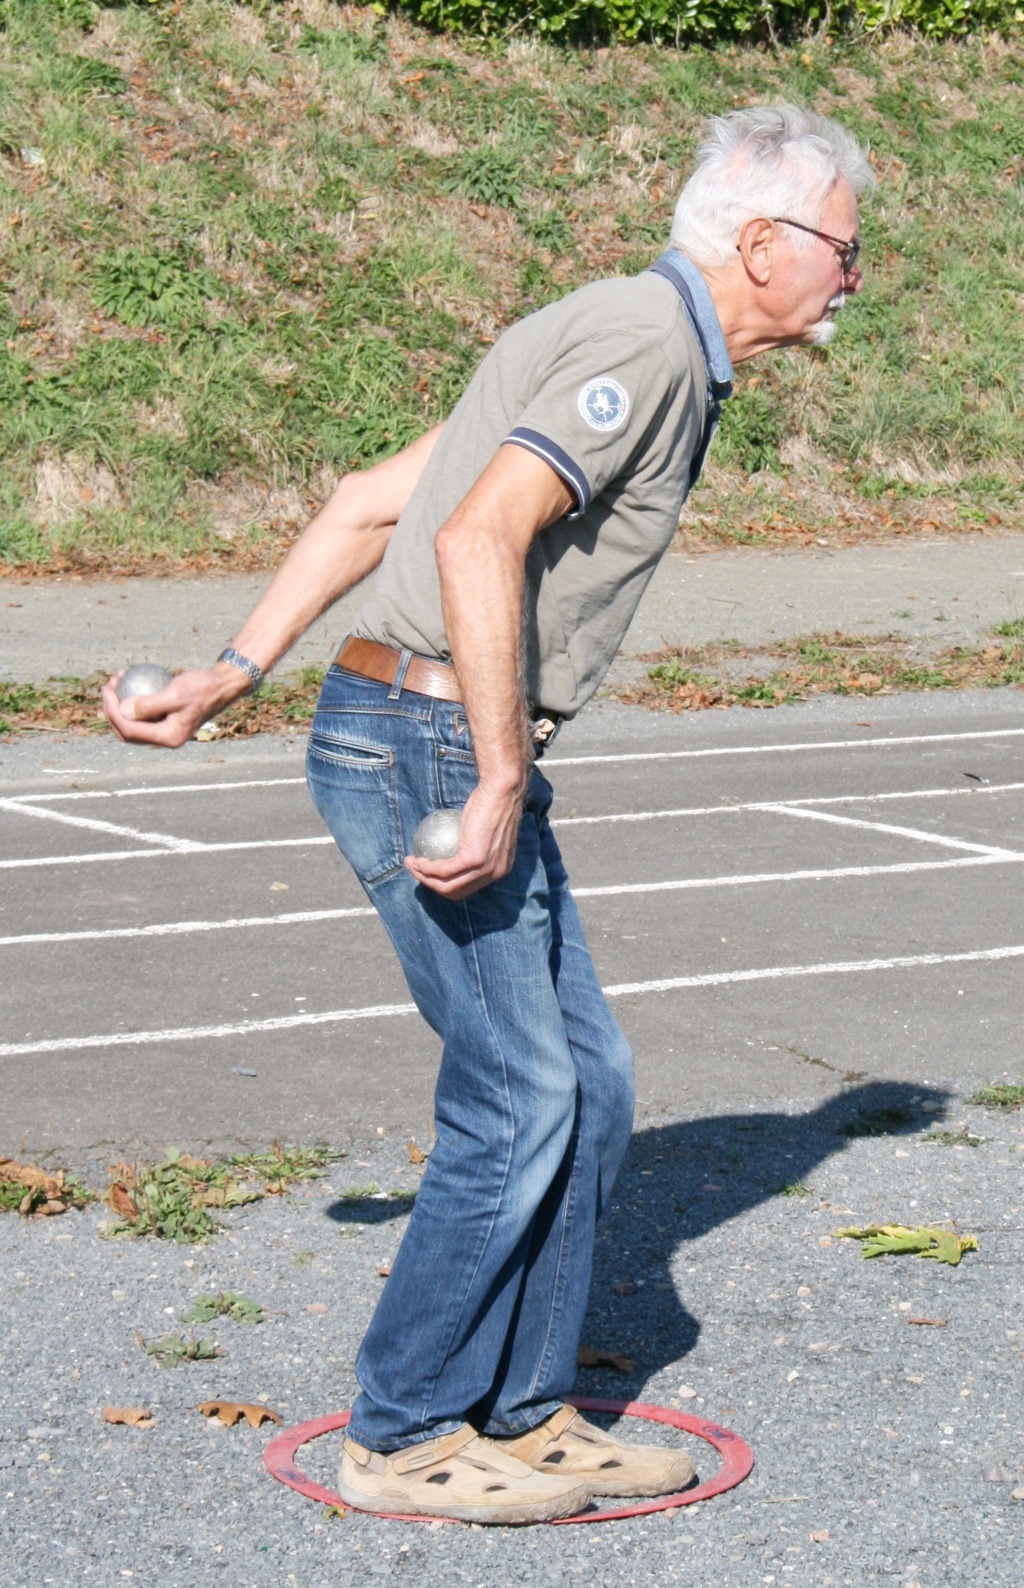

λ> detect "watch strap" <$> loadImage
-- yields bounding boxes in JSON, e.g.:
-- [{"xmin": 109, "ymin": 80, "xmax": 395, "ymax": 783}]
[{"xmin": 217, "ymin": 647, "xmax": 265, "ymax": 695}]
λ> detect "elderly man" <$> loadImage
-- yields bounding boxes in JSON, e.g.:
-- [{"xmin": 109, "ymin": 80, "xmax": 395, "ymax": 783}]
[{"xmin": 105, "ymin": 104, "xmax": 872, "ymax": 1524}]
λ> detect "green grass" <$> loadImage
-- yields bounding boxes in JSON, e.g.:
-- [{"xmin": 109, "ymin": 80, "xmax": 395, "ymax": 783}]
[
  {"xmin": 1, "ymin": 6, "xmax": 1023, "ymax": 570},
  {"xmin": 967, "ymin": 1082, "xmax": 1024, "ymax": 1110},
  {"xmin": 629, "ymin": 623, "xmax": 1024, "ymax": 712}
]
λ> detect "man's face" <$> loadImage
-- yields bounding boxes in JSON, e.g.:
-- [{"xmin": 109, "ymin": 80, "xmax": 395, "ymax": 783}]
[{"xmin": 769, "ymin": 178, "xmax": 863, "ymax": 348}]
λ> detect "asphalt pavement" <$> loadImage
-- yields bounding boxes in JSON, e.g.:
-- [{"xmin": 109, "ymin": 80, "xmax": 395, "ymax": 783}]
[
  {"xmin": 5, "ymin": 532, "xmax": 1024, "ymax": 684},
  {"xmin": 2, "ymin": 556, "xmax": 1024, "ymax": 1585}
]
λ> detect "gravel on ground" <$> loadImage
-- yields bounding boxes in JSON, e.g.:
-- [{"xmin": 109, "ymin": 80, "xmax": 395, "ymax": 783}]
[{"xmin": 2, "ymin": 1078, "xmax": 1022, "ymax": 1587}]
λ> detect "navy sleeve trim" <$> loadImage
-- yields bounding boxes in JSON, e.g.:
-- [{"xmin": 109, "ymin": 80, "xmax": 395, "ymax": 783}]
[{"xmin": 505, "ymin": 428, "xmax": 592, "ymax": 519}]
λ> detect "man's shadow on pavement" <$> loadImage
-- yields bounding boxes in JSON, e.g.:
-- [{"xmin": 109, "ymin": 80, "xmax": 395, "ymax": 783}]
[
  {"xmin": 325, "ymin": 1078, "xmax": 950, "ymax": 1391},
  {"xmin": 579, "ymin": 1077, "xmax": 951, "ymax": 1390}
]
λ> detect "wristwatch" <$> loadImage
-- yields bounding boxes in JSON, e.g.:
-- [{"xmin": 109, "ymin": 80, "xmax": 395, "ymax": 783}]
[{"xmin": 217, "ymin": 647, "xmax": 265, "ymax": 695}]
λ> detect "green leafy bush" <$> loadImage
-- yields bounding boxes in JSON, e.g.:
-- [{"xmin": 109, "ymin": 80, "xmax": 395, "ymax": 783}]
[
  {"xmin": 394, "ymin": 0, "xmax": 1021, "ymax": 41},
  {"xmin": 714, "ymin": 387, "xmax": 784, "ymax": 473},
  {"xmin": 93, "ymin": 249, "xmax": 215, "ymax": 331}
]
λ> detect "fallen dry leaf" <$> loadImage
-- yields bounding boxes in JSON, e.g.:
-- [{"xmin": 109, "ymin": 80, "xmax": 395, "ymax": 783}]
[
  {"xmin": 577, "ymin": 1346, "xmax": 635, "ymax": 1374},
  {"xmin": 906, "ymin": 1316, "xmax": 949, "ymax": 1327},
  {"xmin": 197, "ymin": 1400, "xmax": 282, "ymax": 1428},
  {"xmin": 0, "ymin": 1157, "xmax": 81, "ymax": 1215},
  {"xmin": 107, "ymin": 1182, "xmax": 139, "ymax": 1220},
  {"xmin": 102, "ymin": 1405, "xmax": 155, "ymax": 1428},
  {"xmin": 406, "ymin": 1139, "xmax": 427, "ymax": 1166}
]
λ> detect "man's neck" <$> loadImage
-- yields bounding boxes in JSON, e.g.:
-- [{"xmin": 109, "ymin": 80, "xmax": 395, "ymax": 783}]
[{"xmin": 689, "ymin": 260, "xmax": 777, "ymax": 366}]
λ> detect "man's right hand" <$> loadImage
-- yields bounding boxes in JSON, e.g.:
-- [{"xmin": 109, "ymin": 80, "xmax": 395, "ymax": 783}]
[
  {"xmin": 101, "ymin": 662, "xmax": 249, "ymax": 749},
  {"xmin": 405, "ymin": 775, "xmax": 527, "ymax": 900}
]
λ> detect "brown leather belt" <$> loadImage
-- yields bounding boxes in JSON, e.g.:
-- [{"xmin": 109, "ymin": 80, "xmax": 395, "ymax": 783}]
[{"xmin": 334, "ymin": 635, "xmax": 463, "ymax": 703}]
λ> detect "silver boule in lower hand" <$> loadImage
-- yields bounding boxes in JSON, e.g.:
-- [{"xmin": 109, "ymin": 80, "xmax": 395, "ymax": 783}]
[
  {"xmin": 413, "ymin": 807, "xmax": 463, "ymax": 860},
  {"xmin": 115, "ymin": 664, "xmax": 173, "ymax": 702}
]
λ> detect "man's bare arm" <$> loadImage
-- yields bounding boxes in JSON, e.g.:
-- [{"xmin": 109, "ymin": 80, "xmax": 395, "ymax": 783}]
[
  {"xmin": 406, "ymin": 443, "xmax": 573, "ymax": 900},
  {"xmin": 102, "ymin": 425, "xmax": 442, "ymax": 748}
]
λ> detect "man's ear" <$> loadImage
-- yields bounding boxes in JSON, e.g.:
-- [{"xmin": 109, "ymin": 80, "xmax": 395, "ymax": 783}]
[{"xmin": 737, "ymin": 216, "xmax": 774, "ymax": 286}]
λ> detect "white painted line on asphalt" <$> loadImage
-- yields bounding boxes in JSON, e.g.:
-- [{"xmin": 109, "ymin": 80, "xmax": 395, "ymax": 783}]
[
  {"xmin": 572, "ymin": 852, "xmax": 1024, "ymax": 898},
  {"xmin": 547, "ymin": 727, "xmax": 1024, "ymax": 767},
  {"xmin": 6, "ymin": 777, "xmax": 1023, "ymax": 872},
  {"xmin": 603, "ymin": 943, "xmax": 1024, "ymax": 997},
  {"xmin": 0, "ymin": 835, "xmax": 336, "ymax": 870},
  {"xmin": 0, "ymin": 796, "xmax": 203, "ymax": 854},
  {"xmin": 14, "ymin": 777, "xmax": 306, "ymax": 804},
  {"xmin": 558, "ymin": 780, "xmax": 1024, "ymax": 826},
  {"xmin": 6, "ymin": 726, "xmax": 1024, "ymax": 808},
  {"xmin": 0, "ymin": 906, "xmax": 376, "ymax": 948},
  {"xmin": 5, "ymin": 941, "xmax": 1023, "ymax": 1056},
  {"xmin": 0, "ymin": 1003, "xmax": 421, "ymax": 1056},
  {"xmin": 3, "ymin": 854, "xmax": 1019, "ymax": 948},
  {"xmin": 758, "ymin": 803, "xmax": 1021, "ymax": 860},
  {"xmin": 2, "ymin": 854, "xmax": 1017, "ymax": 947}
]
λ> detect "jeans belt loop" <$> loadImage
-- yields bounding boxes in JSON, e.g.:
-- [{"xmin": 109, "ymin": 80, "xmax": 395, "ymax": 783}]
[{"xmin": 388, "ymin": 647, "xmax": 413, "ymax": 700}]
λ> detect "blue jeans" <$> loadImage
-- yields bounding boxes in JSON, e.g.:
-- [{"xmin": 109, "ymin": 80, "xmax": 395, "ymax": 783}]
[{"xmin": 306, "ymin": 661, "xmax": 634, "ymax": 1451}]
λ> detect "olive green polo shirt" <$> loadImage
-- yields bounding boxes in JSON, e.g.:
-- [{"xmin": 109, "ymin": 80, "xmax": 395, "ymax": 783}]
[{"xmin": 352, "ymin": 262, "xmax": 726, "ymax": 719}]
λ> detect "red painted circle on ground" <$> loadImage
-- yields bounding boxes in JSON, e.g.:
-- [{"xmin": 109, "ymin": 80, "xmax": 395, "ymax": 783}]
[{"xmin": 263, "ymin": 1395, "xmax": 754, "ymax": 1525}]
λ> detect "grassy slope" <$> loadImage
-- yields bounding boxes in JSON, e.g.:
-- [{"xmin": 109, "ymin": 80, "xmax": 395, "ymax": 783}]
[{"xmin": 1, "ymin": 0, "xmax": 1022, "ymax": 574}]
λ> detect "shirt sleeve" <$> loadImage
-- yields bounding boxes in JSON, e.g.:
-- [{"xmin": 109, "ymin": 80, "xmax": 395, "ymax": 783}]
[{"xmin": 504, "ymin": 333, "xmax": 682, "ymax": 519}]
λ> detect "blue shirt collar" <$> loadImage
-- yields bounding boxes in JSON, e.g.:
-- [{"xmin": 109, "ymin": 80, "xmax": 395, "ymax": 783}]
[{"xmin": 652, "ymin": 249, "xmax": 733, "ymax": 401}]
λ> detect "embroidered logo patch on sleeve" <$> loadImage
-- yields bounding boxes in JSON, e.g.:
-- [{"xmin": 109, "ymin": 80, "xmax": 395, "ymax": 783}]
[{"xmin": 578, "ymin": 377, "xmax": 629, "ymax": 432}]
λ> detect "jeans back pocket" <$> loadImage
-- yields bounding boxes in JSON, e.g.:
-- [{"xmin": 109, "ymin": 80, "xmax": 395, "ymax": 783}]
[{"xmin": 307, "ymin": 728, "xmax": 403, "ymax": 886}]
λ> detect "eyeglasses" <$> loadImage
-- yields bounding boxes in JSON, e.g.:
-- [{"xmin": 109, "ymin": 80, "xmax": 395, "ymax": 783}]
[{"xmin": 772, "ymin": 217, "xmax": 861, "ymax": 275}]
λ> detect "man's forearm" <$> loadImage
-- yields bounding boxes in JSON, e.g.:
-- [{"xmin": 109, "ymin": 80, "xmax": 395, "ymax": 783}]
[
  {"xmin": 437, "ymin": 508, "xmax": 530, "ymax": 796},
  {"xmin": 229, "ymin": 424, "xmax": 443, "ymax": 676},
  {"xmin": 103, "ymin": 425, "xmax": 443, "ymax": 748},
  {"xmin": 405, "ymin": 445, "xmax": 571, "ymax": 898}
]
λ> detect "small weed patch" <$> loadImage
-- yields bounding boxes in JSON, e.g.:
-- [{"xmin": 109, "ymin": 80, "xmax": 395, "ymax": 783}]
[
  {"xmin": 137, "ymin": 1329, "xmax": 224, "ymax": 1368},
  {"xmin": 967, "ymin": 1082, "xmax": 1024, "ymax": 1111},
  {"xmin": 102, "ymin": 1142, "xmax": 345, "ymax": 1243},
  {"xmin": 339, "ymin": 1185, "xmax": 418, "ymax": 1203},
  {"xmin": 182, "ymin": 1292, "xmax": 264, "ymax": 1326},
  {"xmin": 627, "ymin": 625, "xmax": 1024, "ymax": 714},
  {"xmin": 925, "ymin": 1126, "xmax": 983, "ymax": 1147},
  {"xmin": 777, "ymin": 1181, "xmax": 814, "ymax": 1197}
]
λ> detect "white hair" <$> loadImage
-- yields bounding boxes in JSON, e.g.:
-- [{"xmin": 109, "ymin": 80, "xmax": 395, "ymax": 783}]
[{"xmin": 670, "ymin": 104, "xmax": 875, "ymax": 267}]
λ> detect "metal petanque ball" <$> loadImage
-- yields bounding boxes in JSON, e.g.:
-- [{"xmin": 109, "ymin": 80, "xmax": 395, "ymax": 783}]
[
  {"xmin": 116, "ymin": 663, "xmax": 173, "ymax": 703},
  {"xmin": 413, "ymin": 807, "xmax": 463, "ymax": 860}
]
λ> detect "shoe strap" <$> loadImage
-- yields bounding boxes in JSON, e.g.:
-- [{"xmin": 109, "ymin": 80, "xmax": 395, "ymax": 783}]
[
  {"xmin": 506, "ymin": 1403, "xmax": 579, "ymax": 1461},
  {"xmin": 391, "ymin": 1424, "xmax": 479, "ymax": 1474}
]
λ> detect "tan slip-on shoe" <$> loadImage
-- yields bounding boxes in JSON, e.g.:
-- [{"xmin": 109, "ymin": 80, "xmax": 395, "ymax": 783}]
[
  {"xmin": 497, "ymin": 1404, "xmax": 697, "ymax": 1498},
  {"xmin": 338, "ymin": 1423, "xmax": 592, "ymax": 1524}
]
